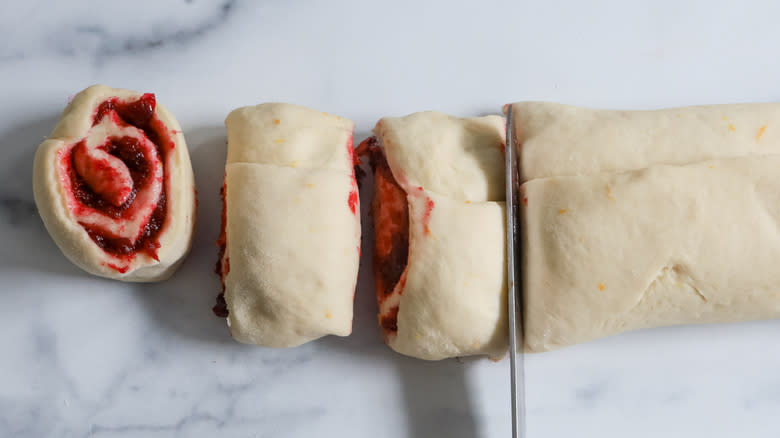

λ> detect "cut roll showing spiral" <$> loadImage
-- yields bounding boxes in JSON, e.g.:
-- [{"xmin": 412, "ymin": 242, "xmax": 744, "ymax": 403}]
[{"xmin": 33, "ymin": 84, "xmax": 196, "ymax": 281}]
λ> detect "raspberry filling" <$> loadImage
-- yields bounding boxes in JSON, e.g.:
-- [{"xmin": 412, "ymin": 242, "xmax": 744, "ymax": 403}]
[
  {"xmin": 346, "ymin": 133, "xmax": 360, "ymax": 215},
  {"xmin": 356, "ymin": 137, "xmax": 409, "ymax": 337},
  {"xmin": 60, "ymin": 93, "xmax": 171, "ymax": 271},
  {"xmin": 213, "ymin": 181, "xmax": 230, "ymax": 317}
]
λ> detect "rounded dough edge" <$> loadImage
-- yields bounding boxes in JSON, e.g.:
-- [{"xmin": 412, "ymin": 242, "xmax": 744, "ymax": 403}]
[{"xmin": 32, "ymin": 84, "xmax": 196, "ymax": 282}]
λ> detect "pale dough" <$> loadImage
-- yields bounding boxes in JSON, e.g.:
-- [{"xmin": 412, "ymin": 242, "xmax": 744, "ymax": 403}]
[
  {"xmin": 508, "ymin": 102, "xmax": 780, "ymax": 351},
  {"xmin": 389, "ymin": 190, "xmax": 507, "ymax": 360},
  {"xmin": 511, "ymin": 101, "xmax": 780, "ymax": 182},
  {"xmin": 378, "ymin": 112, "xmax": 506, "ymax": 201},
  {"xmin": 374, "ymin": 111, "xmax": 507, "ymax": 360},
  {"xmin": 223, "ymin": 103, "xmax": 360, "ymax": 348},
  {"xmin": 522, "ymin": 156, "xmax": 780, "ymax": 352},
  {"xmin": 33, "ymin": 84, "xmax": 196, "ymax": 282}
]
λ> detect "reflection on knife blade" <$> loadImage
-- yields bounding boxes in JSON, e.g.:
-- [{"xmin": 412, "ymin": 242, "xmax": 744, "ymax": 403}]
[{"xmin": 505, "ymin": 104, "xmax": 526, "ymax": 438}]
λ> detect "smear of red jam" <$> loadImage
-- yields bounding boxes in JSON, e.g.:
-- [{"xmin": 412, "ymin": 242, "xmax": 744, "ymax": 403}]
[
  {"xmin": 94, "ymin": 93, "xmax": 156, "ymax": 128},
  {"xmin": 213, "ymin": 181, "xmax": 230, "ymax": 317},
  {"xmin": 356, "ymin": 137, "xmax": 408, "ymax": 335},
  {"xmin": 345, "ymin": 133, "xmax": 360, "ymax": 215},
  {"xmin": 422, "ymin": 197, "xmax": 435, "ymax": 236},
  {"xmin": 348, "ymin": 189, "xmax": 359, "ymax": 214},
  {"xmin": 380, "ymin": 306, "xmax": 399, "ymax": 332},
  {"xmin": 354, "ymin": 136, "xmax": 368, "ymax": 184},
  {"xmin": 106, "ymin": 263, "xmax": 130, "ymax": 274},
  {"xmin": 63, "ymin": 93, "xmax": 171, "ymax": 269}
]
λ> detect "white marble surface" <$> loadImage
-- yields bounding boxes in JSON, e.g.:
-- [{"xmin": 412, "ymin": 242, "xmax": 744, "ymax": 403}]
[{"xmin": 3, "ymin": 0, "xmax": 780, "ymax": 436}]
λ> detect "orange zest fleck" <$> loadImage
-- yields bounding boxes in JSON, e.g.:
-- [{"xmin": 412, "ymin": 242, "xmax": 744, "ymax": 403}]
[
  {"xmin": 273, "ymin": 119, "xmax": 280, "ymax": 124},
  {"xmin": 598, "ymin": 282, "xmax": 606, "ymax": 291},
  {"xmin": 274, "ymin": 139, "xmax": 285, "ymax": 143},
  {"xmin": 422, "ymin": 197, "xmax": 435, "ymax": 236},
  {"xmin": 559, "ymin": 208, "xmax": 568, "ymax": 215},
  {"xmin": 757, "ymin": 125, "xmax": 767, "ymax": 142},
  {"xmin": 728, "ymin": 124, "xmax": 736, "ymax": 132},
  {"xmin": 605, "ymin": 185, "xmax": 615, "ymax": 201}
]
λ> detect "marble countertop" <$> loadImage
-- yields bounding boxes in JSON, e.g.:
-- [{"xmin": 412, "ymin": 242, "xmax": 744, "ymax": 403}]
[{"xmin": 3, "ymin": 1, "xmax": 780, "ymax": 436}]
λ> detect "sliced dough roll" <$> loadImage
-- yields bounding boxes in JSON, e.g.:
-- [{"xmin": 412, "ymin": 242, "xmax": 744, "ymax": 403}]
[
  {"xmin": 361, "ymin": 112, "xmax": 507, "ymax": 360},
  {"xmin": 509, "ymin": 102, "xmax": 780, "ymax": 352},
  {"xmin": 33, "ymin": 84, "xmax": 196, "ymax": 281},
  {"xmin": 217, "ymin": 103, "xmax": 360, "ymax": 348}
]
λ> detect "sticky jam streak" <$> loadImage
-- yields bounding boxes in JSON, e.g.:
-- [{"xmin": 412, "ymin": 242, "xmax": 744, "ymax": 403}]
[
  {"xmin": 356, "ymin": 137, "xmax": 408, "ymax": 336},
  {"xmin": 213, "ymin": 181, "xmax": 230, "ymax": 318},
  {"xmin": 348, "ymin": 190, "xmax": 359, "ymax": 214},
  {"xmin": 106, "ymin": 263, "xmax": 130, "ymax": 274},
  {"xmin": 63, "ymin": 93, "xmax": 172, "ymax": 271},
  {"xmin": 346, "ymin": 132, "xmax": 360, "ymax": 215}
]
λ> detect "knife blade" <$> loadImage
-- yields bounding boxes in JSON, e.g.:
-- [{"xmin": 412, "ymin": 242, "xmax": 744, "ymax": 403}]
[{"xmin": 505, "ymin": 104, "xmax": 526, "ymax": 438}]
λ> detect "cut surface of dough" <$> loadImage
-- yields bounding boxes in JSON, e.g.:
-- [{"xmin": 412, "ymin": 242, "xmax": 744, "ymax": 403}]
[{"xmin": 33, "ymin": 84, "xmax": 196, "ymax": 282}]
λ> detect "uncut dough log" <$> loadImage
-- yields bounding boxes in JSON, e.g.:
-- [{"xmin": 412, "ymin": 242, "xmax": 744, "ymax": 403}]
[{"xmin": 509, "ymin": 102, "xmax": 780, "ymax": 352}]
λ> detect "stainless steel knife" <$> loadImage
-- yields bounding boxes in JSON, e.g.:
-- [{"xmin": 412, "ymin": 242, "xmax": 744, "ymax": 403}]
[{"xmin": 504, "ymin": 104, "xmax": 526, "ymax": 438}]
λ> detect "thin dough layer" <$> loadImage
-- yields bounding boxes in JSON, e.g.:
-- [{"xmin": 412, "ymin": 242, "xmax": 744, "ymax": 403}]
[{"xmin": 512, "ymin": 101, "xmax": 780, "ymax": 182}]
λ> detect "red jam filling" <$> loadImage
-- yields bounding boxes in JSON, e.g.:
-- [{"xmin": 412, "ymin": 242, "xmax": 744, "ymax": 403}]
[
  {"xmin": 62, "ymin": 93, "xmax": 171, "ymax": 268},
  {"xmin": 356, "ymin": 137, "xmax": 409, "ymax": 335},
  {"xmin": 346, "ymin": 133, "xmax": 360, "ymax": 215},
  {"xmin": 213, "ymin": 181, "xmax": 230, "ymax": 317},
  {"xmin": 348, "ymin": 189, "xmax": 359, "ymax": 214},
  {"xmin": 380, "ymin": 306, "xmax": 399, "ymax": 332}
]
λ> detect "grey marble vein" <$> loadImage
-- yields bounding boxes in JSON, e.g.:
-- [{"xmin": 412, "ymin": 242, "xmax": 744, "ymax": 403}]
[
  {"xmin": 2, "ymin": 0, "xmax": 238, "ymax": 66},
  {"xmin": 88, "ymin": 411, "xmax": 225, "ymax": 437},
  {"xmin": 80, "ymin": 0, "xmax": 234, "ymax": 64}
]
